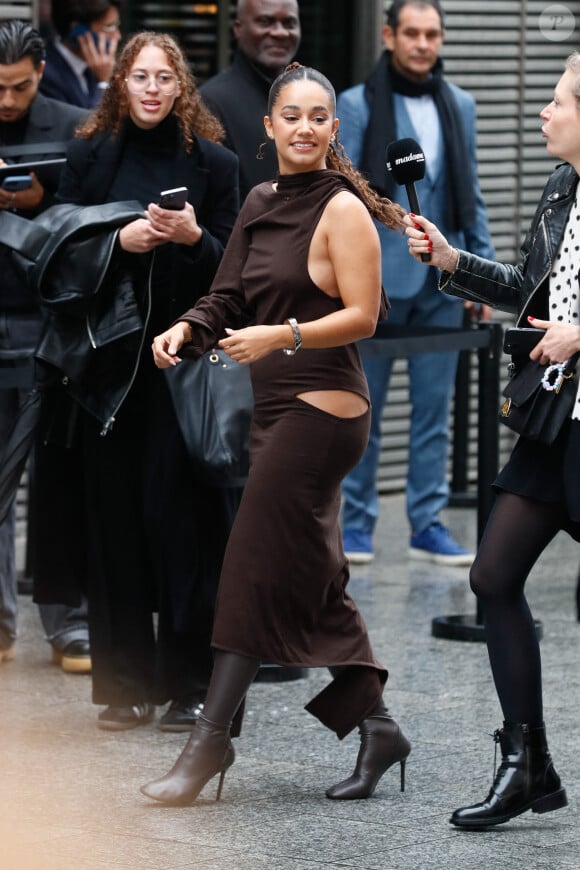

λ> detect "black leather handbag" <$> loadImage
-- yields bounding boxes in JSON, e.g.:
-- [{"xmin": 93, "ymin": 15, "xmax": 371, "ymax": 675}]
[
  {"xmin": 164, "ymin": 349, "xmax": 253, "ymax": 487},
  {"xmin": 499, "ymin": 356, "xmax": 578, "ymax": 445}
]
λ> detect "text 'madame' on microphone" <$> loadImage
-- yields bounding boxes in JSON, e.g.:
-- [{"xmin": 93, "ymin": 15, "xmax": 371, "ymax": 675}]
[{"xmin": 385, "ymin": 138, "xmax": 431, "ymax": 263}]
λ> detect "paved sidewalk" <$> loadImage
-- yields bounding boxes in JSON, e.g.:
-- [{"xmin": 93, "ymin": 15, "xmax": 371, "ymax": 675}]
[{"xmin": 1, "ymin": 494, "xmax": 579, "ymax": 870}]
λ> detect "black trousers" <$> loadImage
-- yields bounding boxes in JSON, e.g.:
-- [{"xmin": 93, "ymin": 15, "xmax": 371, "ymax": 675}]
[{"xmin": 81, "ymin": 366, "xmax": 240, "ymax": 707}]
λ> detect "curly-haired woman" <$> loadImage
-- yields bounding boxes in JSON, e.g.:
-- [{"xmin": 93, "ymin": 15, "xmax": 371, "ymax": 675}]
[{"xmin": 54, "ymin": 31, "xmax": 241, "ymax": 732}]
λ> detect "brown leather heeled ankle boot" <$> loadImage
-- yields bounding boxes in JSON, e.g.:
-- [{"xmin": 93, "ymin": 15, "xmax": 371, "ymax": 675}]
[
  {"xmin": 326, "ymin": 714, "xmax": 411, "ymax": 800},
  {"xmin": 140, "ymin": 713, "xmax": 234, "ymax": 806}
]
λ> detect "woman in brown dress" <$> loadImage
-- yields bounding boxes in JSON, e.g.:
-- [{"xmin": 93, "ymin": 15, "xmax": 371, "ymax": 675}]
[{"xmin": 143, "ymin": 63, "xmax": 410, "ymax": 805}]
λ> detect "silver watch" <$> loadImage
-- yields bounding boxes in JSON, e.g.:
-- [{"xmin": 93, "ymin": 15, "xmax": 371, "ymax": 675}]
[{"xmin": 283, "ymin": 317, "xmax": 302, "ymax": 356}]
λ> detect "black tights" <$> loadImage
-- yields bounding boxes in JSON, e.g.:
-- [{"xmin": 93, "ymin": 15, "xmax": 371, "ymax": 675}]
[{"xmin": 470, "ymin": 492, "xmax": 563, "ymax": 725}]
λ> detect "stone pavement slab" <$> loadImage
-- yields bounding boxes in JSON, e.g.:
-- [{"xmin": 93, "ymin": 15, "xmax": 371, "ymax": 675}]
[{"xmin": 1, "ymin": 495, "xmax": 578, "ymax": 869}]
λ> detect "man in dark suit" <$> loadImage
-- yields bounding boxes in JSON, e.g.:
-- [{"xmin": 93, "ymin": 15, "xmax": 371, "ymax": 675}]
[
  {"xmin": 39, "ymin": 0, "xmax": 120, "ymax": 108},
  {"xmin": 200, "ymin": 0, "xmax": 301, "ymax": 200},
  {"xmin": 0, "ymin": 19, "xmax": 91, "ymax": 672}
]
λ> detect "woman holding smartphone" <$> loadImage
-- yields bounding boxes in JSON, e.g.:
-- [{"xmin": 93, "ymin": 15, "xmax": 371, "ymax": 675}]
[
  {"xmin": 52, "ymin": 31, "xmax": 240, "ymax": 732},
  {"xmin": 404, "ymin": 52, "xmax": 580, "ymax": 829}
]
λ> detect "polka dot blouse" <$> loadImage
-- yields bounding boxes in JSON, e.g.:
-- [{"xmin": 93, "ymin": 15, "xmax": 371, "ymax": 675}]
[{"xmin": 548, "ymin": 182, "xmax": 580, "ymax": 419}]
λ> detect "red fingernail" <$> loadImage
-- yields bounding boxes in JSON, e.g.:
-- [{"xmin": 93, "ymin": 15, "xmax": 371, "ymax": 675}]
[
  {"xmin": 527, "ymin": 315, "xmax": 534, "ymax": 322},
  {"xmin": 414, "ymin": 223, "xmax": 422, "ymax": 230},
  {"xmin": 409, "ymin": 212, "xmax": 416, "ymax": 218},
  {"xmin": 424, "ymin": 234, "xmax": 430, "ymax": 240}
]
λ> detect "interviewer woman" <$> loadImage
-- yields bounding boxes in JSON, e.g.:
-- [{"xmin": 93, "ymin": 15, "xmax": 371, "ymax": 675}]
[{"xmin": 404, "ymin": 52, "xmax": 580, "ymax": 828}]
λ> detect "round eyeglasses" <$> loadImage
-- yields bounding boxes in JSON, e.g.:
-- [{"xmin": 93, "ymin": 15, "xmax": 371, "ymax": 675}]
[
  {"xmin": 98, "ymin": 20, "xmax": 120, "ymax": 34},
  {"xmin": 125, "ymin": 72, "xmax": 180, "ymax": 95}
]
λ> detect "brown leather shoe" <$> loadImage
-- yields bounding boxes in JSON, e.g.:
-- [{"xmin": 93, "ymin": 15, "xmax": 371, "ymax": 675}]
[{"xmin": 51, "ymin": 638, "xmax": 91, "ymax": 674}]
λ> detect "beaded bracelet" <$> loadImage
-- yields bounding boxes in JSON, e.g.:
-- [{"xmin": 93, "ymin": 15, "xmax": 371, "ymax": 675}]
[{"xmin": 541, "ymin": 361, "xmax": 570, "ymax": 392}]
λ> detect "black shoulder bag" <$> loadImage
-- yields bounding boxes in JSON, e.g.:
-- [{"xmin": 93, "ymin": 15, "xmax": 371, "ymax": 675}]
[{"xmin": 499, "ymin": 352, "xmax": 579, "ymax": 445}]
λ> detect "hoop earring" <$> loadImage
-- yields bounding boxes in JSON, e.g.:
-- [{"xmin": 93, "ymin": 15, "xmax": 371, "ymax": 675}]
[{"xmin": 256, "ymin": 141, "xmax": 268, "ymax": 160}]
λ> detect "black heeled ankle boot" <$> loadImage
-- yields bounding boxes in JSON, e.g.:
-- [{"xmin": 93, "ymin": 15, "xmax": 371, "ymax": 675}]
[
  {"xmin": 326, "ymin": 714, "xmax": 411, "ymax": 800},
  {"xmin": 450, "ymin": 721, "xmax": 568, "ymax": 828},
  {"xmin": 140, "ymin": 713, "xmax": 234, "ymax": 806}
]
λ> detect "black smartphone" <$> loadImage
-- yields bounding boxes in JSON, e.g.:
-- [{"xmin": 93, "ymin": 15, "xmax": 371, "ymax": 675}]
[
  {"xmin": 1, "ymin": 175, "xmax": 32, "ymax": 191},
  {"xmin": 503, "ymin": 327, "xmax": 546, "ymax": 356},
  {"xmin": 158, "ymin": 187, "xmax": 188, "ymax": 210}
]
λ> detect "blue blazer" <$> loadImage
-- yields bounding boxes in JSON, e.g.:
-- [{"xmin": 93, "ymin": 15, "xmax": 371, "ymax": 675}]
[
  {"xmin": 40, "ymin": 42, "xmax": 102, "ymax": 109},
  {"xmin": 336, "ymin": 82, "xmax": 495, "ymax": 300}
]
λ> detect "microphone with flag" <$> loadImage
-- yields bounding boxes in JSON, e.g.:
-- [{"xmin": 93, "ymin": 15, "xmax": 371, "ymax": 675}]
[{"xmin": 386, "ymin": 138, "xmax": 431, "ymax": 263}]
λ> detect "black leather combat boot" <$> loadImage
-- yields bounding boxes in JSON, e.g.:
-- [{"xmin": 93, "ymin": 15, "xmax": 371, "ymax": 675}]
[{"xmin": 450, "ymin": 722, "xmax": 567, "ymax": 828}]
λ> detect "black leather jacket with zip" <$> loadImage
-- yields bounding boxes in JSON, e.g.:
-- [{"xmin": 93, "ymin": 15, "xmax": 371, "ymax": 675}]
[
  {"xmin": 439, "ymin": 162, "xmax": 578, "ymax": 324},
  {"xmin": 0, "ymin": 200, "xmax": 151, "ymax": 434}
]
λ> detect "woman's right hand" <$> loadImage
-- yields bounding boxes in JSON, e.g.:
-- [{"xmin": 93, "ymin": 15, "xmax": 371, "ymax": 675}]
[
  {"xmin": 403, "ymin": 213, "xmax": 458, "ymax": 272},
  {"xmin": 151, "ymin": 322, "xmax": 192, "ymax": 368},
  {"xmin": 119, "ymin": 217, "xmax": 168, "ymax": 253}
]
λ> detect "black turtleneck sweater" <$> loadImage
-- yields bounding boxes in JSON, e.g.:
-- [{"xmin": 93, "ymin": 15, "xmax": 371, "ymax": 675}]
[
  {"xmin": 106, "ymin": 115, "xmax": 184, "ymax": 334},
  {"xmin": 200, "ymin": 51, "xmax": 279, "ymax": 200},
  {"xmin": 107, "ymin": 115, "xmax": 177, "ymax": 207}
]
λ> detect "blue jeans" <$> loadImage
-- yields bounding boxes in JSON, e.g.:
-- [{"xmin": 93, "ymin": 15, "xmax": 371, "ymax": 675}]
[
  {"xmin": 0, "ymin": 311, "xmax": 88, "ymax": 651},
  {"xmin": 342, "ymin": 275, "xmax": 464, "ymax": 536}
]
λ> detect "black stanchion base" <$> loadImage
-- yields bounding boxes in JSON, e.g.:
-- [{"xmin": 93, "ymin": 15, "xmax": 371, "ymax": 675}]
[
  {"xmin": 253, "ymin": 665, "xmax": 307, "ymax": 683},
  {"xmin": 432, "ymin": 614, "xmax": 543, "ymax": 642}
]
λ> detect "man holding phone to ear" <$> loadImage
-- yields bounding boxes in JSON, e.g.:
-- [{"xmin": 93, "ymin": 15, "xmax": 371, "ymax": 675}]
[
  {"xmin": 0, "ymin": 20, "xmax": 92, "ymax": 672},
  {"xmin": 40, "ymin": 0, "xmax": 121, "ymax": 109}
]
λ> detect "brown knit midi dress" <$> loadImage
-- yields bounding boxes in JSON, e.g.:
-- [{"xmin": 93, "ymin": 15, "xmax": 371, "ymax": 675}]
[{"xmin": 181, "ymin": 170, "xmax": 388, "ymax": 738}]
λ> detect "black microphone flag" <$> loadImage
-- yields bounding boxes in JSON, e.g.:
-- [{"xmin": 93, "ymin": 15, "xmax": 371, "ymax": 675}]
[{"xmin": 386, "ymin": 138, "xmax": 431, "ymax": 263}]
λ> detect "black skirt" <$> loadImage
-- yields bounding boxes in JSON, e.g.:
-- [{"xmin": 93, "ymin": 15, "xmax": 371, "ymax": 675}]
[{"xmin": 494, "ymin": 418, "xmax": 580, "ymax": 540}]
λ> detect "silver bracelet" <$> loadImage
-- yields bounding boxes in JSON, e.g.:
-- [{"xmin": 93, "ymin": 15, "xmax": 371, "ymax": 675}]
[
  {"xmin": 283, "ymin": 317, "xmax": 302, "ymax": 356},
  {"xmin": 442, "ymin": 246, "xmax": 458, "ymax": 273}
]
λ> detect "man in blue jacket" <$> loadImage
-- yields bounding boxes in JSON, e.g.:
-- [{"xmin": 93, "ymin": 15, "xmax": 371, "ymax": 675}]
[{"xmin": 339, "ymin": 0, "xmax": 494, "ymax": 565}]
